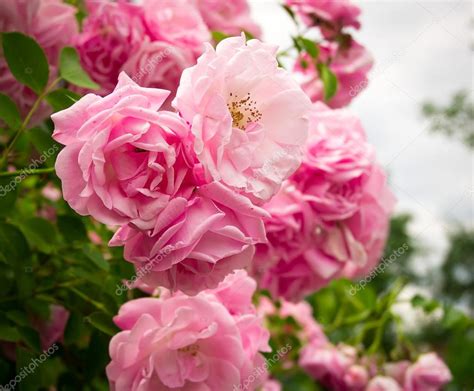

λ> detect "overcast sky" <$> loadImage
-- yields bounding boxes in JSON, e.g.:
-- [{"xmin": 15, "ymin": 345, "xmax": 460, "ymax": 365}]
[{"xmin": 250, "ymin": 0, "xmax": 473, "ymax": 271}]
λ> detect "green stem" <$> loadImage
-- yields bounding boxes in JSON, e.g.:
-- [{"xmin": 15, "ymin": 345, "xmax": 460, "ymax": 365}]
[
  {"xmin": 0, "ymin": 167, "xmax": 55, "ymax": 178},
  {"xmin": 0, "ymin": 77, "xmax": 61, "ymax": 169}
]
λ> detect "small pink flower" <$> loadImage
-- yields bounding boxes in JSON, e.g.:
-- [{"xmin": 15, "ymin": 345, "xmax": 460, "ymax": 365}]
[
  {"xmin": 52, "ymin": 72, "xmax": 194, "ymax": 228},
  {"xmin": 299, "ymin": 341, "xmax": 357, "ymax": 390},
  {"xmin": 279, "ymin": 300, "xmax": 327, "ymax": 343},
  {"xmin": 343, "ymin": 365, "xmax": 369, "ymax": 390},
  {"xmin": 106, "ymin": 271, "xmax": 270, "ymax": 391},
  {"xmin": 196, "ymin": 0, "xmax": 262, "ymax": 38},
  {"xmin": 75, "ymin": 0, "xmax": 146, "ymax": 94},
  {"xmin": 262, "ymin": 379, "xmax": 282, "ymax": 391},
  {"xmin": 174, "ymin": 35, "xmax": 311, "ymax": 203},
  {"xmin": 404, "ymin": 353, "xmax": 452, "ymax": 391},
  {"xmin": 366, "ymin": 376, "xmax": 402, "ymax": 391},
  {"xmin": 285, "ymin": 0, "xmax": 361, "ymax": 30},
  {"xmin": 33, "ymin": 304, "xmax": 69, "ymax": 350},
  {"xmin": 109, "ymin": 182, "xmax": 268, "ymax": 295},
  {"xmin": 384, "ymin": 361, "xmax": 411, "ymax": 385},
  {"xmin": 142, "ymin": 0, "xmax": 210, "ymax": 55},
  {"xmin": 295, "ymin": 40, "xmax": 373, "ymax": 108},
  {"xmin": 121, "ymin": 39, "xmax": 196, "ymax": 109}
]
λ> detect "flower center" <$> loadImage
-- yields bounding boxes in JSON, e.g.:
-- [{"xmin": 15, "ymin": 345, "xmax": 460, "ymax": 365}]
[
  {"xmin": 227, "ymin": 92, "xmax": 262, "ymax": 130},
  {"xmin": 178, "ymin": 343, "xmax": 200, "ymax": 357}
]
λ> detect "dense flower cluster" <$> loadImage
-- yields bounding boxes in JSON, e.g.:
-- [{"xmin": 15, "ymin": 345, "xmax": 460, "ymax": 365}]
[
  {"xmin": 252, "ymin": 102, "xmax": 395, "ymax": 301},
  {"xmin": 107, "ymin": 270, "xmax": 271, "ymax": 391},
  {"xmin": 0, "ymin": 0, "xmax": 78, "ymax": 122},
  {"xmin": 74, "ymin": 0, "xmax": 260, "ymax": 107},
  {"xmin": 259, "ymin": 299, "xmax": 452, "ymax": 391},
  {"xmin": 286, "ymin": 0, "xmax": 373, "ymax": 107},
  {"xmin": 52, "ymin": 36, "xmax": 310, "ymax": 296}
]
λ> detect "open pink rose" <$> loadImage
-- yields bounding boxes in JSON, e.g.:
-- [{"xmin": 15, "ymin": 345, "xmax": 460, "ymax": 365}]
[
  {"xmin": 366, "ymin": 376, "xmax": 402, "ymax": 391},
  {"xmin": 404, "ymin": 353, "xmax": 452, "ymax": 391},
  {"xmin": 196, "ymin": 0, "xmax": 262, "ymax": 38},
  {"xmin": 106, "ymin": 271, "xmax": 270, "ymax": 390},
  {"xmin": 285, "ymin": 0, "xmax": 361, "ymax": 30},
  {"xmin": 52, "ymin": 72, "xmax": 194, "ymax": 229},
  {"xmin": 279, "ymin": 300, "xmax": 327, "ymax": 343},
  {"xmin": 75, "ymin": 1, "xmax": 146, "ymax": 94},
  {"xmin": 142, "ymin": 0, "xmax": 210, "ymax": 55},
  {"xmin": 262, "ymin": 379, "xmax": 282, "ymax": 391},
  {"xmin": 109, "ymin": 182, "xmax": 268, "ymax": 295},
  {"xmin": 174, "ymin": 35, "xmax": 311, "ymax": 203},
  {"xmin": 293, "ymin": 102, "xmax": 375, "ymax": 221},
  {"xmin": 122, "ymin": 39, "xmax": 196, "ymax": 109},
  {"xmin": 295, "ymin": 40, "xmax": 373, "ymax": 108}
]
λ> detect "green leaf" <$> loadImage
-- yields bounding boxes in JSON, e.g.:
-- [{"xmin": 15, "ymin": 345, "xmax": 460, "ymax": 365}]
[
  {"xmin": 318, "ymin": 63, "xmax": 338, "ymax": 101},
  {"xmin": 0, "ymin": 222, "xmax": 31, "ymax": 265},
  {"xmin": 282, "ymin": 5, "xmax": 297, "ymax": 22},
  {"xmin": 211, "ymin": 31, "xmax": 229, "ymax": 44},
  {"xmin": 16, "ymin": 217, "xmax": 58, "ymax": 254},
  {"xmin": 300, "ymin": 37, "xmax": 319, "ymax": 58},
  {"xmin": 0, "ymin": 323, "xmax": 21, "ymax": 342},
  {"xmin": 27, "ymin": 127, "xmax": 61, "ymax": 166},
  {"xmin": 18, "ymin": 326, "xmax": 41, "ymax": 352},
  {"xmin": 0, "ymin": 177, "xmax": 18, "ymax": 218},
  {"xmin": 411, "ymin": 294, "xmax": 439, "ymax": 313},
  {"xmin": 83, "ymin": 244, "xmax": 110, "ymax": 272},
  {"xmin": 57, "ymin": 215, "xmax": 88, "ymax": 243},
  {"xmin": 0, "ymin": 93, "xmax": 21, "ymax": 129},
  {"xmin": 45, "ymin": 88, "xmax": 80, "ymax": 112},
  {"xmin": 59, "ymin": 47, "xmax": 99, "ymax": 89},
  {"xmin": 86, "ymin": 312, "xmax": 118, "ymax": 336},
  {"xmin": 2, "ymin": 32, "xmax": 49, "ymax": 94}
]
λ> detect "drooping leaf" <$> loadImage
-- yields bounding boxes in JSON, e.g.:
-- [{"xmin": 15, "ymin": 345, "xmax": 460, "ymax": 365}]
[
  {"xmin": 0, "ymin": 93, "xmax": 22, "ymax": 129},
  {"xmin": 318, "ymin": 63, "xmax": 338, "ymax": 101},
  {"xmin": 2, "ymin": 32, "xmax": 49, "ymax": 94},
  {"xmin": 59, "ymin": 47, "xmax": 99, "ymax": 89},
  {"xmin": 300, "ymin": 37, "xmax": 319, "ymax": 58},
  {"xmin": 45, "ymin": 89, "xmax": 80, "ymax": 112}
]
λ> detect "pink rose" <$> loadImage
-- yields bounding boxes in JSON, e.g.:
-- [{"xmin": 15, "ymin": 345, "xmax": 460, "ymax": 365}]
[
  {"xmin": 384, "ymin": 361, "xmax": 410, "ymax": 385},
  {"xmin": 285, "ymin": 0, "xmax": 361, "ymax": 30},
  {"xmin": 343, "ymin": 365, "xmax": 369, "ymax": 390},
  {"xmin": 75, "ymin": 1, "xmax": 146, "ymax": 93},
  {"xmin": 142, "ymin": 0, "xmax": 210, "ymax": 54},
  {"xmin": 340, "ymin": 164, "xmax": 396, "ymax": 278},
  {"xmin": 253, "ymin": 182, "xmax": 363, "ymax": 301},
  {"xmin": 106, "ymin": 271, "xmax": 270, "ymax": 391},
  {"xmin": 109, "ymin": 182, "xmax": 268, "ymax": 295},
  {"xmin": 262, "ymin": 379, "xmax": 282, "ymax": 391},
  {"xmin": 404, "ymin": 353, "xmax": 452, "ymax": 391},
  {"xmin": 293, "ymin": 102, "xmax": 375, "ymax": 221},
  {"xmin": 279, "ymin": 300, "xmax": 327, "ymax": 343},
  {"xmin": 0, "ymin": 0, "xmax": 78, "ymax": 61},
  {"xmin": 33, "ymin": 304, "xmax": 69, "ymax": 350},
  {"xmin": 52, "ymin": 72, "xmax": 194, "ymax": 228},
  {"xmin": 295, "ymin": 40, "xmax": 373, "ymax": 108},
  {"xmin": 299, "ymin": 341, "xmax": 358, "ymax": 391},
  {"xmin": 122, "ymin": 39, "xmax": 196, "ymax": 109},
  {"xmin": 366, "ymin": 376, "xmax": 402, "ymax": 391},
  {"xmin": 196, "ymin": 0, "xmax": 262, "ymax": 38},
  {"xmin": 174, "ymin": 35, "xmax": 311, "ymax": 203}
]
